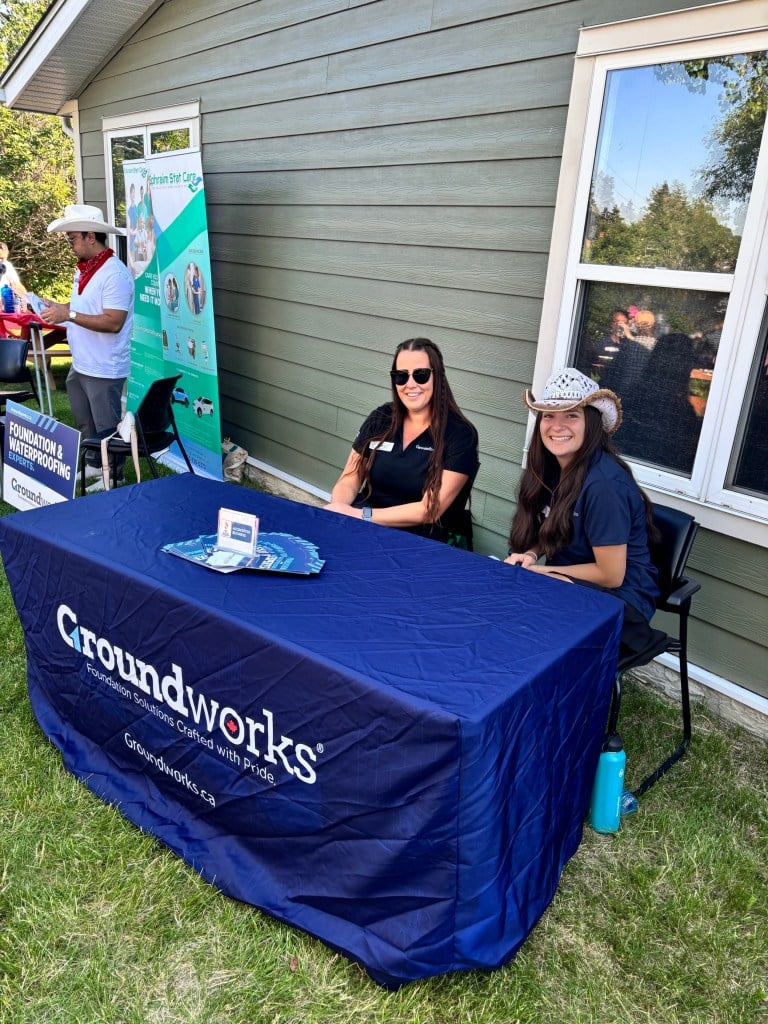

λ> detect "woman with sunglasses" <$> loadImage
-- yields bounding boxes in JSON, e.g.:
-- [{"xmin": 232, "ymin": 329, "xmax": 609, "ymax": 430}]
[
  {"xmin": 324, "ymin": 338, "xmax": 479, "ymax": 547},
  {"xmin": 505, "ymin": 367, "xmax": 659, "ymax": 655}
]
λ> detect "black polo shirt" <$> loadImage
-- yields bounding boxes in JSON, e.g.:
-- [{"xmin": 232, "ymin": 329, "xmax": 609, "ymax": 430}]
[{"xmin": 352, "ymin": 404, "xmax": 479, "ymax": 541}]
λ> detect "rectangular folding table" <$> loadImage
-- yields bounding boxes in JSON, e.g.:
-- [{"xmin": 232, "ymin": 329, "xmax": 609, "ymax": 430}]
[{"xmin": 0, "ymin": 474, "xmax": 622, "ymax": 987}]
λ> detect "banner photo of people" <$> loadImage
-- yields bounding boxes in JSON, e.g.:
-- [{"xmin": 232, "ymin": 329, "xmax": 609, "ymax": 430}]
[
  {"xmin": 123, "ymin": 161, "xmax": 166, "ymax": 399},
  {"xmin": 123, "ymin": 150, "xmax": 223, "ymax": 479}
]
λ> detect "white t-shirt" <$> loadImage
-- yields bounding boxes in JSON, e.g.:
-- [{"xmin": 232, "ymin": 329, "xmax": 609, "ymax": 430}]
[{"xmin": 69, "ymin": 255, "xmax": 134, "ymax": 378}]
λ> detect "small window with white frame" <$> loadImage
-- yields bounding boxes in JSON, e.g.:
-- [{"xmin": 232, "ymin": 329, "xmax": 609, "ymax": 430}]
[
  {"xmin": 102, "ymin": 102, "xmax": 200, "ymax": 261},
  {"xmin": 534, "ymin": 1, "xmax": 768, "ymax": 544}
]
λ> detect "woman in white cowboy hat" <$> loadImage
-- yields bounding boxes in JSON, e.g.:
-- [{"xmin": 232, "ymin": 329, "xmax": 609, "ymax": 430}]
[
  {"xmin": 505, "ymin": 367, "xmax": 659, "ymax": 655},
  {"xmin": 40, "ymin": 204, "xmax": 133, "ymax": 489}
]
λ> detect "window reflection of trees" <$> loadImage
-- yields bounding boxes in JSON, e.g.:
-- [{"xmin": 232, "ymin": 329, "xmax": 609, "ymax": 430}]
[
  {"xmin": 582, "ymin": 53, "xmax": 768, "ymax": 274},
  {"xmin": 571, "ymin": 53, "xmax": 768, "ymax": 492},
  {"xmin": 150, "ymin": 128, "xmax": 190, "ymax": 154},
  {"xmin": 585, "ymin": 182, "xmax": 740, "ymax": 273},
  {"xmin": 684, "ymin": 54, "xmax": 768, "ymax": 206}
]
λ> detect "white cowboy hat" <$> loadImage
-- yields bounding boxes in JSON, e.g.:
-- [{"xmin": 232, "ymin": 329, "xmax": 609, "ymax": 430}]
[
  {"xmin": 47, "ymin": 204, "xmax": 126, "ymax": 235},
  {"xmin": 524, "ymin": 367, "xmax": 623, "ymax": 435}
]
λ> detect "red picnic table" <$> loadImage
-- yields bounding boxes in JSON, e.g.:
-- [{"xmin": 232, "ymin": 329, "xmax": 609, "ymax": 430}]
[{"xmin": 0, "ymin": 311, "xmax": 69, "ymax": 415}]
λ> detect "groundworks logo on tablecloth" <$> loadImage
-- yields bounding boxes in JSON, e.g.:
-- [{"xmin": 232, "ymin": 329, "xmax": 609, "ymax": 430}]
[{"xmin": 56, "ymin": 603, "xmax": 319, "ymax": 784}]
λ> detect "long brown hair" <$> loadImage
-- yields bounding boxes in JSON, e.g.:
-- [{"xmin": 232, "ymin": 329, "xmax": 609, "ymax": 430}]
[
  {"xmin": 358, "ymin": 338, "xmax": 476, "ymax": 523},
  {"xmin": 508, "ymin": 406, "xmax": 655, "ymax": 558}
]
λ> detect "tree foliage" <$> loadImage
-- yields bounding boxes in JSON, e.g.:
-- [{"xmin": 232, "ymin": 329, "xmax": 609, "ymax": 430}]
[
  {"xmin": 0, "ymin": 0, "xmax": 75, "ymax": 297},
  {"xmin": 655, "ymin": 55, "xmax": 768, "ymax": 205},
  {"xmin": 585, "ymin": 182, "xmax": 740, "ymax": 274},
  {"xmin": 584, "ymin": 53, "xmax": 766, "ymax": 277}
]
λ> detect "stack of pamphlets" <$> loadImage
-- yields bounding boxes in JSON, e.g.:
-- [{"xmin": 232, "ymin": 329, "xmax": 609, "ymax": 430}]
[
  {"xmin": 163, "ymin": 507, "xmax": 323, "ymax": 575},
  {"xmin": 162, "ymin": 532, "xmax": 324, "ymax": 575}
]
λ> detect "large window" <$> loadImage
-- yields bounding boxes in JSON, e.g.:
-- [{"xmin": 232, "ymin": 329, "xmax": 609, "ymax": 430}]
[
  {"xmin": 535, "ymin": 2, "xmax": 768, "ymax": 543},
  {"xmin": 103, "ymin": 103, "xmax": 200, "ymax": 262}
]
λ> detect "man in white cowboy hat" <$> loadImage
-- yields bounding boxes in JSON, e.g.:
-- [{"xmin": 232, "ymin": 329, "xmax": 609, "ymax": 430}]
[{"xmin": 40, "ymin": 204, "xmax": 134, "ymax": 487}]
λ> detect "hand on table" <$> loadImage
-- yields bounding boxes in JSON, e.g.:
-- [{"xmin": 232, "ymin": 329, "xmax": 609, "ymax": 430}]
[
  {"xmin": 503, "ymin": 555, "xmax": 574, "ymax": 582},
  {"xmin": 505, "ymin": 550, "xmax": 538, "ymax": 568}
]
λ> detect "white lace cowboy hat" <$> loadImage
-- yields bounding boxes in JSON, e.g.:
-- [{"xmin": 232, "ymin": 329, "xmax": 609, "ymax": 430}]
[
  {"xmin": 47, "ymin": 204, "xmax": 126, "ymax": 235},
  {"xmin": 524, "ymin": 367, "xmax": 622, "ymax": 435}
]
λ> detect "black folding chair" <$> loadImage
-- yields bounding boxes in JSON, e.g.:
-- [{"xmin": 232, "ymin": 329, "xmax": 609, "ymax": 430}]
[
  {"xmin": 79, "ymin": 374, "xmax": 195, "ymax": 490},
  {"xmin": 606, "ymin": 503, "xmax": 701, "ymax": 798},
  {"xmin": 0, "ymin": 337, "xmax": 40, "ymax": 412}
]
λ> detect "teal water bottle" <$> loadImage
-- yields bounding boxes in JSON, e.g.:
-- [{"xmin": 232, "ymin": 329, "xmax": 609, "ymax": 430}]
[{"xmin": 589, "ymin": 733, "xmax": 626, "ymax": 833}]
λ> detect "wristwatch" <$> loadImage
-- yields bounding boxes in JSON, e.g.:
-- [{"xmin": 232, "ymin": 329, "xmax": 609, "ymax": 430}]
[
  {"xmin": 361, "ymin": 506, "xmax": 373, "ymax": 521},
  {"xmin": 69, "ymin": 310, "xmax": 78, "ymax": 321}
]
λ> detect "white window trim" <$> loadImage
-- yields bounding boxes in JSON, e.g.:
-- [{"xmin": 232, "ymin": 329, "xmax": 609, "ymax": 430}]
[
  {"xmin": 102, "ymin": 102, "xmax": 201, "ymax": 134},
  {"xmin": 101, "ymin": 101, "xmax": 201, "ymax": 228},
  {"xmin": 533, "ymin": 0, "xmax": 768, "ymax": 546}
]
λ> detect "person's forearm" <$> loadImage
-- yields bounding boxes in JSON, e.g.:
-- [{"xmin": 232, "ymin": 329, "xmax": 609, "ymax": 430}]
[
  {"xmin": 330, "ymin": 477, "xmax": 361, "ymax": 505},
  {"xmin": 536, "ymin": 560, "xmax": 624, "ymax": 589},
  {"xmin": 360, "ymin": 501, "xmax": 429, "ymax": 528},
  {"xmin": 324, "ymin": 499, "xmax": 429, "ymax": 527},
  {"xmin": 40, "ymin": 300, "xmax": 127, "ymax": 333},
  {"xmin": 69, "ymin": 309, "xmax": 127, "ymax": 333}
]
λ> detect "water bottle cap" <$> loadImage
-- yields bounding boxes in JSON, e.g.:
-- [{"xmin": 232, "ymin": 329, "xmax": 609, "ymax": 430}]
[{"xmin": 603, "ymin": 733, "xmax": 624, "ymax": 752}]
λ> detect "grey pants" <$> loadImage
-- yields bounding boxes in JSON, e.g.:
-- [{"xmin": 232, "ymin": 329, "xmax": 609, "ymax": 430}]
[{"xmin": 66, "ymin": 367, "xmax": 126, "ymax": 469}]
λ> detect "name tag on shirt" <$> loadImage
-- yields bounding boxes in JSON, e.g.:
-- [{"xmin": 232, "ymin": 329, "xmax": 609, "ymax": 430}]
[{"xmin": 369, "ymin": 440, "xmax": 394, "ymax": 452}]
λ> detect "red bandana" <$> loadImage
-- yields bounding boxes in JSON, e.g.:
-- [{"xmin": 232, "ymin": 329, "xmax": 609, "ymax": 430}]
[{"xmin": 76, "ymin": 248, "xmax": 114, "ymax": 294}]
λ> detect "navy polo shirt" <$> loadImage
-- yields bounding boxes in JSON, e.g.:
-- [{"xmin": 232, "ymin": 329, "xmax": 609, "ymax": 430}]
[
  {"xmin": 548, "ymin": 448, "xmax": 659, "ymax": 621},
  {"xmin": 352, "ymin": 404, "xmax": 479, "ymax": 540}
]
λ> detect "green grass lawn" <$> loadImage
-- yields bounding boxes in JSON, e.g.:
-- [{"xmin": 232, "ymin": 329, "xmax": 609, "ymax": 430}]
[{"xmin": 1, "ymin": 365, "xmax": 767, "ymax": 1023}]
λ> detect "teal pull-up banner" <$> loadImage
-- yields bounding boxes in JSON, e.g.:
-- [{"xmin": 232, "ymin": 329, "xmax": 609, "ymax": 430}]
[{"xmin": 124, "ymin": 150, "xmax": 222, "ymax": 478}]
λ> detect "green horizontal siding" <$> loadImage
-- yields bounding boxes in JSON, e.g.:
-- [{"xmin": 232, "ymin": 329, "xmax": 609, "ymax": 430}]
[
  {"xmin": 210, "ymin": 204, "xmax": 555, "ymax": 252},
  {"xmin": 76, "ymin": 0, "xmax": 763, "ymax": 700}
]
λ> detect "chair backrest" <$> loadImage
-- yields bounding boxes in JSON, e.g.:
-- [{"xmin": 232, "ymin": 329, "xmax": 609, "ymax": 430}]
[
  {"xmin": 0, "ymin": 338, "xmax": 31, "ymax": 382},
  {"xmin": 135, "ymin": 374, "xmax": 183, "ymax": 438},
  {"xmin": 649, "ymin": 503, "xmax": 699, "ymax": 600}
]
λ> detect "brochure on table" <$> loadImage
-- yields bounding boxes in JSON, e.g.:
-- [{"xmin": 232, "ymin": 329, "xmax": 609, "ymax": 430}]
[{"xmin": 162, "ymin": 506, "xmax": 324, "ymax": 575}]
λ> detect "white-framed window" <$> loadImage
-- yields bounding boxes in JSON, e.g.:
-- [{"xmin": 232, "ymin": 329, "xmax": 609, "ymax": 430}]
[
  {"xmin": 534, "ymin": 1, "xmax": 768, "ymax": 545},
  {"xmin": 102, "ymin": 102, "xmax": 200, "ymax": 259}
]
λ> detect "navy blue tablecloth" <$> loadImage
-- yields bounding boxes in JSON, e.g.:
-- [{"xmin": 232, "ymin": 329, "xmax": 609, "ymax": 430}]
[{"xmin": 0, "ymin": 474, "xmax": 622, "ymax": 986}]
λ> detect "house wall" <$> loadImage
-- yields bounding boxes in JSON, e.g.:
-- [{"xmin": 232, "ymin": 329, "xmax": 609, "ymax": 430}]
[{"xmin": 74, "ymin": 0, "xmax": 767, "ymax": 699}]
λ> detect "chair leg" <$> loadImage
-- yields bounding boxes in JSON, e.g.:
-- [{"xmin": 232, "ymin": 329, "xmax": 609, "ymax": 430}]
[
  {"xmin": 607, "ymin": 672, "xmax": 622, "ymax": 737},
  {"xmin": 172, "ymin": 423, "xmax": 196, "ymax": 475},
  {"xmin": 178, "ymin": 439, "xmax": 195, "ymax": 474},
  {"xmin": 633, "ymin": 727, "xmax": 689, "ymax": 797},
  {"xmin": 632, "ymin": 611, "xmax": 693, "ymax": 798}
]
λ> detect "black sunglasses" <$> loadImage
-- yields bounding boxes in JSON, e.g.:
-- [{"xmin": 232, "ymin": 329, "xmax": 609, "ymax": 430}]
[{"xmin": 390, "ymin": 368, "xmax": 432, "ymax": 386}]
